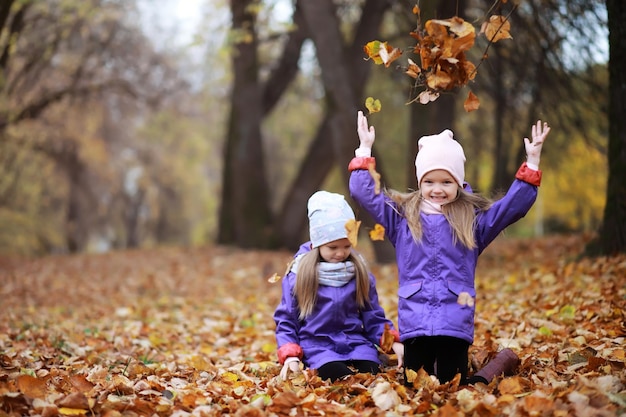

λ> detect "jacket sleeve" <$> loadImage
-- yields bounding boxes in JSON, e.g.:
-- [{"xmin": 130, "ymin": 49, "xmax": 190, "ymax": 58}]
[
  {"xmin": 273, "ymin": 273, "xmax": 303, "ymax": 364},
  {"xmin": 349, "ymin": 162, "xmax": 404, "ymax": 245},
  {"xmin": 475, "ymin": 164, "xmax": 540, "ymax": 252},
  {"xmin": 360, "ymin": 273, "xmax": 399, "ymax": 349}
]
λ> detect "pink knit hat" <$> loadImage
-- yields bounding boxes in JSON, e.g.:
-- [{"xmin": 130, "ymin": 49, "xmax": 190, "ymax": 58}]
[{"xmin": 414, "ymin": 129, "xmax": 466, "ymax": 187}]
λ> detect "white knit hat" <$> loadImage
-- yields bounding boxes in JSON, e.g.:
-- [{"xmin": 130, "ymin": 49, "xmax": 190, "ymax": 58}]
[
  {"xmin": 307, "ymin": 191, "xmax": 355, "ymax": 248},
  {"xmin": 414, "ymin": 129, "xmax": 466, "ymax": 187}
]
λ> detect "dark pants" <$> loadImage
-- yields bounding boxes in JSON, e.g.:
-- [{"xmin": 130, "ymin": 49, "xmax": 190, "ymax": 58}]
[
  {"xmin": 317, "ymin": 360, "xmax": 380, "ymax": 381},
  {"xmin": 403, "ymin": 336, "xmax": 470, "ymax": 384}
]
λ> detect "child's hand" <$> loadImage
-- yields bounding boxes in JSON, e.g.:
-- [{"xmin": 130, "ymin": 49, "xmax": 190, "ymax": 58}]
[
  {"xmin": 524, "ymin": 120, "xmax": 551, "ymax": 167},
  {"xmin": 391, "ymin": 342, "xmax": 404, "ymax": 369},
  {"xmin": 357, "ymin": 111, "xmax": 376, "ymax": 150},
  {"xmin": 280, "ymin": 357, "xmax": 302, "ymax": 380}
]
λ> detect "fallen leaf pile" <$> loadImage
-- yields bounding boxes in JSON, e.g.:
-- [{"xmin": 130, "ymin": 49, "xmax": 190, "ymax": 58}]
[{"xmin": 1, "ymin": 234, "xmax": 625, "ymax": 416}]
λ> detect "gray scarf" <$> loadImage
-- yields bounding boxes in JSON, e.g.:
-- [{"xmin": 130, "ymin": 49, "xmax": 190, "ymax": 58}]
[{"xmin": 291, "ymin": 255, "xmax": 355, "ymax": 287}]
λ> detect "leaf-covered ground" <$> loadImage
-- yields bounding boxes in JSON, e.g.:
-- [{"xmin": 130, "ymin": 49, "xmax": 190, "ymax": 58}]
[{"xmin": 1, "ymin": 234, "xmax": 625, "ymax": 416}]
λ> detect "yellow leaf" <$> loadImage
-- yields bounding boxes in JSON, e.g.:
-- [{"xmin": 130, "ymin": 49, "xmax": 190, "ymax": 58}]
[
  {"xmin": 559, "ymin": 305, "xmax": 576, "ymax": 322},
  {"xmin": 58, "ymin": 408, "xmax": 88, "ymax": 416},
  {"xmin": 221, "ymin": 371, "xmax": 240, "ymax": 382},
  {"xmin": 261, "ymin": 342, "xmax": 276, "ymax": 353},
  {"xmin": 365, "ymin": 97, "xmax": 382, "ymax": 114},
  {"xmin": 369, "ymin": 224, "xmax": 385, "ymax": 241},
  {"xmin": 363, "ymin": 40, "xmax": 385, "ymax": 65},
  {"xmin": 267, "ymin": 273, "xmax": 281, "ymax": 283},
  {"xmin": 345, "ymin": 219, "xmax": 361, "ymax": 248}
]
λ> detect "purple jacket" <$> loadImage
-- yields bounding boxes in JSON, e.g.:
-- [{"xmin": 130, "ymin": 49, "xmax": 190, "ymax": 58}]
[
  {"xmin": 349, "ymin": 168, "xmax": 538, "ymax": 344},
  {"xmin": 273, "ymin": 242, "xmax": 396, "ymax": 370}
]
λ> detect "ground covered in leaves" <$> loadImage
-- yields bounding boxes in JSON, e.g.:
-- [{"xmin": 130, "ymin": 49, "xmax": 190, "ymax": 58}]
[{"xmin": 1, "ymin": 234, "xmax": 625, "ymax": 416}]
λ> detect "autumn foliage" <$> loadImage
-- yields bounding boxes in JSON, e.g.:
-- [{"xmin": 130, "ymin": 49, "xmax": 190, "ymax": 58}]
[
  {"xmin": 363, "ymin": 5, "xmax": 513, "ymax": 112},
  {"xmin": 1, "ymin": 234, "xmax": 625, "ymax": 416}
]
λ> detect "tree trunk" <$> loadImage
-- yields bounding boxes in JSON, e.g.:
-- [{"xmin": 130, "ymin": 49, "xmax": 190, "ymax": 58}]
[
  {"xmin": 591, "ymin": 0, "xmax": 626, "ymax": 255},
  {"xmin": 218, "ymin": 0, "xmax": 274, "ymax": 248},
  {"xmin": 278, "ymin": 0, "xmax": 396, "ymax": 262}
]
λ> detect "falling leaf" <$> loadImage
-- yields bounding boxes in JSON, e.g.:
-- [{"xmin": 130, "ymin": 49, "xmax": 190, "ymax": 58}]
[
  {"xmin": 379, "ymin": 44, "xmax": 403, "ymax": 68},
  {"xmin": 464, "ymin": 91, "xmax": 480, "ymax": 112},
  {"xmin": 405, "ymin": 58, "xmax": 421, "ymax": 79},
  {"xmin": 367, "ymin": 162, "xmax": 381, "ymax": 194},
  {"xmin": 267, "ymin": 273, "xmax": 281, "ymax": 283},
  {"xmin": 481, "ymin": 15, "xmax": 512, "ymax": 43},
  {"xmin": 380, "ymin": 323, "xmax": 395, "ymax": 352},
  {"xmin": 426, "ymin": 70, "xmax": 453, "ymax": 90},
  {"xmin": 369, "ymin": 224, "xmax": 385, "ymax": 242},
  {"xmin": 365, "ymin": 97, "xmax": 382, "ymax": 114},
  {"xmin": 418, "ymin": 90, "xmax": 440, "ymax": 104},
  {"xmin": 364, "ymin": 40, "xmax": 401, "ymax": 67},
  {"xmin": 345, "ymin": 219, "xmax": 361, "ymax": 248}
]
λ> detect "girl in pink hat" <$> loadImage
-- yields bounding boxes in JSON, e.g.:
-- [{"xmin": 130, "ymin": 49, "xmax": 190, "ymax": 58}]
[{"xmin": 349, "ymin": 111, "xmax": 550, "ymax": 385}]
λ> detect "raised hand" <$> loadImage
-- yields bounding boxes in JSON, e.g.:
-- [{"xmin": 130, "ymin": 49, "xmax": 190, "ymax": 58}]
[
  {"xmin": 357, "ymin": 111, "xmax": 376, "ymax": 150},
  {"xmin": 523, "ymin": 120, "xmax": 551, "ymax": 167}
]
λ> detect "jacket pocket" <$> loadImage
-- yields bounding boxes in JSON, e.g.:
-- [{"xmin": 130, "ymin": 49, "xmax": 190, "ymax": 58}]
[
  {"xmin": 446, "ymin": 280, "xmax": 475, "ymax": 298},
  {"xmin": 398, "ymin": 281, "xmax": 423, "ymax": 299}
]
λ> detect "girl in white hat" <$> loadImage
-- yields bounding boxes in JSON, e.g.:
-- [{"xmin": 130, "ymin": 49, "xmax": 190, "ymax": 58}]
[{"xmin": 274, "ymin": 191, "xmax": 404, "ymax": 381}]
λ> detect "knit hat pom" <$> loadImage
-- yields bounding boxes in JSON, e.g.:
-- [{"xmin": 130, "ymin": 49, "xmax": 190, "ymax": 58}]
[
  {"xmin": 414, "ymin": 129, "xmax": 466, "ymax": 187},
  {"xmin": 308, "ymin": 191, "xmax": 355, "ymax": 248}
]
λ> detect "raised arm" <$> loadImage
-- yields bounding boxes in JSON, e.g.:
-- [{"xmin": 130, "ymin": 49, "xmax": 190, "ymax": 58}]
[
  {"xmin": 356, "ymin": 111, "xmax": 376, "ymax": 157},
  {"xmin": 524, "ymin": 120, "xmax": 551, "ymax": 169}
]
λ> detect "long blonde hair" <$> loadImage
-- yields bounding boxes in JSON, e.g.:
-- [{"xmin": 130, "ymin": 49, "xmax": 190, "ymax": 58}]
[
  {"xmin": 386, "ymin": 187, "xmax": 492, "ymax": 249},
  {"xmin": 294, "ymin": 248, "xmax": 371, "ymax": 320}
]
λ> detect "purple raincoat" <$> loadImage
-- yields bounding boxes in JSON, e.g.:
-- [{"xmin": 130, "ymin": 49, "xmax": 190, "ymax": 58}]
[
  {"xmin": 349, "ymin": 169, "xmax": 538, "ymax": 344},
  {"xmin": 273, "ymin": 242, "xmax": 395, "ymax": 370}
]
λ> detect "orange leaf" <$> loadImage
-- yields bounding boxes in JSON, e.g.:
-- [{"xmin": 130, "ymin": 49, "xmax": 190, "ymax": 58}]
[
  {"xmin": 405, "ymin": 58, "xmax": 421, "ymax": 79},
  {"xmin": 369, "ymin": 224, "xmax": 385, "ymax": 241},
  {"xmin": 481, "ymin": 15, "xmax": 512, "ymax": 43},
  {"xmin": 17, "ymin": 375, "xmax": 47, "ymax": 399},
  {"xmin": 380, "ymin": 323, "xmax": 394, "ymax": 352},
  {"xmin": 498, "ymin": 376, "xmax": 524, "ymax": 395},
  {"xmin": 426, "ymin": 69, "xmax": 453, "ymax": 90},
  {"xmin": 345, "ymin": 219, "xmax": 361, "ymax": 248},
  {"xmin": 379, "ymin": 44, "xmax": 403, "ymax": 68},
  {"xmin": 464, "ymin": 91, "xmax": 480, "ymax": 112},
  {"xmin": 367, "ymin": 162, "xmax": 382, "ymax": 194}
]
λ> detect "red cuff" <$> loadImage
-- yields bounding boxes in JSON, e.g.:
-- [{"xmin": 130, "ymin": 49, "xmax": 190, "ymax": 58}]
[
  {"xmin": 277, "ymin": 342, "xmax": 303, "ymax": 364},
  {"xmin": 515, "ymin": 162, "xmax": 542, "ymax": 186},
  {"xmin": 389, "ymin": 329, "xmax": 400, "ymax": 343},
  {"xmin": 348, "ymin": 157, "xmax": 376, "ymax": 171}
]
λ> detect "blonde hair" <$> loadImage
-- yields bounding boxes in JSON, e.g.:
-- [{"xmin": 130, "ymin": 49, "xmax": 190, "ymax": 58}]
[
  {"xmin": 386, "ymin": 188, "xmax": 492, "ymax": 249},
  {"xmin": 294, "ymin": 248, "xmax": 371, "ymax": 320}
]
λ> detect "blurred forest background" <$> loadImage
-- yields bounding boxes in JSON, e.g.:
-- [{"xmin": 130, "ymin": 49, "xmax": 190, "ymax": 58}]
[{"xmin": 0, "ymin": 0, "xmax": 620, "ymax": 260}]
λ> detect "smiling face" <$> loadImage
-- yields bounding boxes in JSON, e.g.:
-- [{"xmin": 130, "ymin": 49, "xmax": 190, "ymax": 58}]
[
  {"xmin": 419, "ymin": 169, "xmax": 460, "ymax": 204},
  {"xmin": 318, "ymin": 238, "xmax": 352, "ymax": 263}
]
